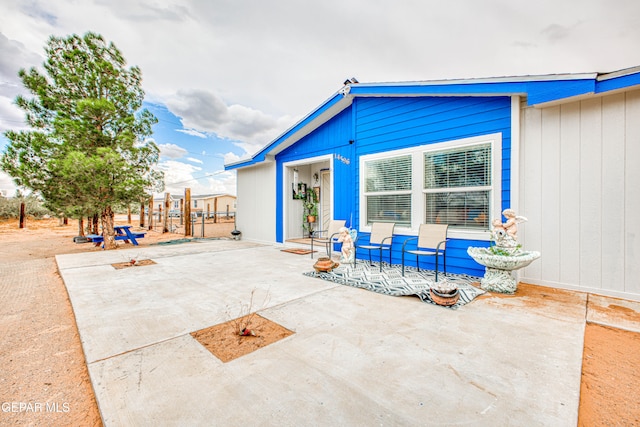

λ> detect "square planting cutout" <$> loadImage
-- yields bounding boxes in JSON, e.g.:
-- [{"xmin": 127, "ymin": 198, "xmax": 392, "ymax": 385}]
[
  {"xmin": 111, "ymin": 259, "xmax": 156, "ymax": 269},
  {"xmin": 191, "ymin": 314, "xmax": 294, "ymax": 363}
]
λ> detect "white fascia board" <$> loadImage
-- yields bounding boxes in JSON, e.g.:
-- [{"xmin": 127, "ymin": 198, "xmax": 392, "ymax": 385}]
[
  {"xmin": 224, "ymin": 95, "xmax": 352, "ymax": 170},
  {"xmin": 267, "ymin": 97, "xmax": 352, "ymax": 157},
  {"xmin": 354, "ymin": 72, "xmax": 598, "ymax": 88},
  {"xmin": 596, "ymin": 65, "xmax": 640, "ymax": 81}
]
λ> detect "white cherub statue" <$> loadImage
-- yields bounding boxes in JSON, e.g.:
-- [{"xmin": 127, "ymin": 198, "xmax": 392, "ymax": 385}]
[
  {"xmin": 491, "ymin": 208, "xmax": 528, "ymax": 248},
  {"xmin": 337, "ymin": 226, "xmax": 354, "ymax": 263}
]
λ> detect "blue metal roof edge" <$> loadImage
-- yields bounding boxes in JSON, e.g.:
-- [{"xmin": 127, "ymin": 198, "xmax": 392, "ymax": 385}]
[
  {"xmin": 596, "ymin": 69, "xmax": 640, "ymax": 94},
  {"xmin": 347, "ymin": 77, "xmax": 600, "ymax": 106}
]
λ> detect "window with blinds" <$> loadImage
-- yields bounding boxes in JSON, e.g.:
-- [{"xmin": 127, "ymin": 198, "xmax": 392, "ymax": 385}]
[
  {"xmin": 359, "ymin": 135, "xmax": 499, "ymax": 233},
  {"xmin": 363, "ymin": 155, "xmax": 411, "ymax": 226},
  {"xmin": 424, "ymin": 143, "xmax": 491, "ymax": 229}
]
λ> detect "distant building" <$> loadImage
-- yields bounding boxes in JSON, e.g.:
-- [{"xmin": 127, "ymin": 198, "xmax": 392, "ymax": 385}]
[{"xmin": 152, "ymin": 193, "xmax": 236, "ymax": 217}]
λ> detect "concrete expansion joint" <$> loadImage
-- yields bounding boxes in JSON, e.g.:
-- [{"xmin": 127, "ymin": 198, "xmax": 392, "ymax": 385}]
[
  {"xmin": 88, "ymin": 333, "xmax": 188, "ymax": 365},
  {"xmin": 584, "ymin": 293, "xmax": 590, "ymax": 323}
]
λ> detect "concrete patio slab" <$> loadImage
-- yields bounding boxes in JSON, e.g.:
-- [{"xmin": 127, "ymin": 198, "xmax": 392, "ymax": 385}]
[
  {"xmin": 58, "ymin": 241, "xmax": 587, "ymax": 426},
  {"xmin": 58, "ymin": 242, "xmax": 335, "ymax": 363},
  {"xmin": 586, "ymin": 294, "xmax": 640, "ymax": 333}
]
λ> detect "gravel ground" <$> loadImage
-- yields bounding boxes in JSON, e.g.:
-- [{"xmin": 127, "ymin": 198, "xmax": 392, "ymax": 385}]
[{"xmin": 0, "ymin": 217, "xmax": 232, "ymax": 426}]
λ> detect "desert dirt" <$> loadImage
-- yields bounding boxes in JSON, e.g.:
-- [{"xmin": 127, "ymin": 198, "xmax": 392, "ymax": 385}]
[
  {"xmin": 191, "ymin": 314, "xmax": 295, "ymax": 363},
  {"xmin": 0, "ymin": 216, "xmax": 233, "ymax": 426},
  {"xmin": 1, "ymin": 217, "xmax": 639, "ymax": 425}
]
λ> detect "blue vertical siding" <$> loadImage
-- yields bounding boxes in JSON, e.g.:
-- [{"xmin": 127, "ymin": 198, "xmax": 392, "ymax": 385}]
[
  {"xmin": 352, "ymin": 237, "xmax": 489, "ymax": 277},
  {"xmin": 275, "ymin": 95, "xmax": 511, "ymax": 277},
  {"xmin": 278, "ymin": 108, "xmax": 353, "ymax": 160},
  {"xmin": 355, "ymin": 97, "xmax": 510, "ymax": 155},
  {"xmin": 276, "ymin": 108, "xmax": 353, "ymax": 241}
]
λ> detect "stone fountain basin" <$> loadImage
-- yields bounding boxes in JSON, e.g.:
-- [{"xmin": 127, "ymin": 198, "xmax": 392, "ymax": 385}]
[{"xmin": 467, "ymin": 247, "xmax": 541, "ymax": 270}]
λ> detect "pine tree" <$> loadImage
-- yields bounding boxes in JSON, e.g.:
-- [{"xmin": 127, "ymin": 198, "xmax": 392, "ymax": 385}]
[{"xmin": 1, "ymin": 32, "xmax": 163, "ymax": 249}]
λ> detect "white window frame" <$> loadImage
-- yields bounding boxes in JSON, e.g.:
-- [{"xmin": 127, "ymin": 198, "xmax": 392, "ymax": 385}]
[
  {"xmin": 359, "ymin": 133, "xmax": 502, "ymax": 240},
  {"xmin": 362, "ymin": 154, "xmax": 413, "ymax": 227}
]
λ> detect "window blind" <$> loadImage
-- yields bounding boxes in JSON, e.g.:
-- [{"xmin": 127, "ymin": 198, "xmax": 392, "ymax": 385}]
[
  {"xmin": 424, "ymin": 144, "xmax": 491, "ymax": 189},
  {"xmin": 365, "ymin": 155, "xmax": 411, "ymax": 192},
  {"xmin": 425, "ymin": 191, "xmax": 489, "ymax": 229},
  {"xmin": 424, "ymin": 143, "xmax": 491, "ymax": 229},
  {"xmin": 367, "ymin": 194, "xmax": 411, "ymax": 225},
  {"xmin": 364, "ymin": 155, "xmax": 412, "ymax": 226}
]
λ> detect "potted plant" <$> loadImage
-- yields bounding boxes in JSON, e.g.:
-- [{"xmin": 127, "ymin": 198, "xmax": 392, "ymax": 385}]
[
  {"xmin": 303, "ymin": 199, "xmax": 318, "ymax": 223},
  {"xmin": 302, "ymin": 189, "xmax": 318, "ymax": 236}
]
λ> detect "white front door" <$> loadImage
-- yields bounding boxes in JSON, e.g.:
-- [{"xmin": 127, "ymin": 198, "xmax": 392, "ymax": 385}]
[{"xmin": 321, "ymin": 171, "xmax": 331, "ymax": 231}]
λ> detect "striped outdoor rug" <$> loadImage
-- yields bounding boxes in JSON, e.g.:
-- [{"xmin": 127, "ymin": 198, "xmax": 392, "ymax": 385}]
[{"xmin": 304, "ymin": 262, "xmax": 484, "ymax": 309}]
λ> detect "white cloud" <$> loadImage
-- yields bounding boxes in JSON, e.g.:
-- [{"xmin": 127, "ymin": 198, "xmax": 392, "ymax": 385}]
[
  {"xmin": 164, "ymin": 89, "xmax": 286, "ymax": 150},
  {"xmin": 205, "ymin": 170, "xmax": 237, "ymax": 196},
  {"xmin": 0, "ymin": 32, "xmax": 43, "ymax": 136},
  {"xmin": 186, "ymin": 157, "xmax": 203, "ymax": 164},
  {"xmin": 4, "ymin": 0, "xmax": 640, "ymax": 121},
  {"xmin": 94, "ymin": 0, "xmax": 193, "ymax": 23},
  {"xmin": 156, "ymin": 159, "xmax": 201, "ymax": 194},
  {"xmin": 0, "ymin": 32, "xmax": 42, "ymax": 84},
  {"xmin": 175, "ymin": 128, "xmax": 206, "ymax": 138},
  {"xmin": 158, "ymin": 143, "xmax": 187, "ymax": 159},
  {"xmin": 541, "ymin": 23, "xmax": 576, "ymax": 42},
  {"xmin": 2, "ymin": 0, "xmax": 640, "ymax": 197},
  {"xmin": 0, "ymin": 171, "xmax": 17, "ymax": 197},
  {"xmin": 0, "ymin": 95, "xmax": 27, "ymax": 134},
  {"xmin": 223, "ymin": 151, "xmax": 242, "ymax": 165},
  {"xmin": 155, "ymin": 160, "xmax": 236, "ymax": 196}
]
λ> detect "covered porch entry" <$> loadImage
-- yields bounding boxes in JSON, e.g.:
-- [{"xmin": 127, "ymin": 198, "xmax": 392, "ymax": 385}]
[{"xmin": 283, "ymin": 156, "xmax": 333, "ymax": 242}]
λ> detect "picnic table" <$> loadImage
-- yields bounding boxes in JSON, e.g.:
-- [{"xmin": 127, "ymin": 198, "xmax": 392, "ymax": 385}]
[{"xmin": 86, "ymin": 225, "xmax": 146, "ymax": 247}]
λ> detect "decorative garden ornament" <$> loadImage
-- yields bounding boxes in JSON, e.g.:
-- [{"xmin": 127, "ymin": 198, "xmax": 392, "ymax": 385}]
[
  {"xmin": 468, "ymin": 208, "xmax": 540, "ymax": 294},
  {"xmin": 337, "ymin": 227, "xmax": 355, "ymax": 263}
]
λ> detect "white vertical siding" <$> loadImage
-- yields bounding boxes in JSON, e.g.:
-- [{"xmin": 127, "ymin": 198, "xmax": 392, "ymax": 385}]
[
  {"xmin": 625, "ymin": 91, "xmax": 640, "ymax": 296},
  {"xmin": 520, "ymin": 89, "xmax": 640, "ymax": 301},
  {"xmin": 558, "ymin": 103, "xmax": 581, "ymax": 285},
  {"xmin": 521, "ymin": 107, "xmax": 543, "ymax": 279},
  {"xmin": 601, "ymin": 94, "xmax": 626, "ymax": 290},
  {"xmin": 540, "ymin": 106, "xmax": 561, "ymax": 282},
  {"xmin": 236, "ymin": 162, "xmax": 276, "ymax": 243},
  {"xmin": 579, "ymin": 97, "xmax": 603, "ymax": 290}
]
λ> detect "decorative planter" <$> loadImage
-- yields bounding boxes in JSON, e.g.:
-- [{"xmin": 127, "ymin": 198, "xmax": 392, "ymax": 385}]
[
  {"xmin": 307, "ymin": 215, "xmax": 316, "ymax": 223},
  {"xmin": 313, "ymin": 257, "xmax": 339, "ymax": 273},
  {"xmin": 467, "ymin": 247, "xmax": 541, "ymax": 294},
  {"xmin": 430, "ymin": 287, "xmax": 460, "ymax": 306}
]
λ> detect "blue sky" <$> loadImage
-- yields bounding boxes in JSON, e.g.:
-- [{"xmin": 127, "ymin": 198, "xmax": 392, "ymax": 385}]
[
  {"xmin": 2, "ymin": 0, "xmax": 640, "ymax": 197},
  {"xmin": 143, "ymin": 102, "xmax": 241, "ymax": 196}
]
